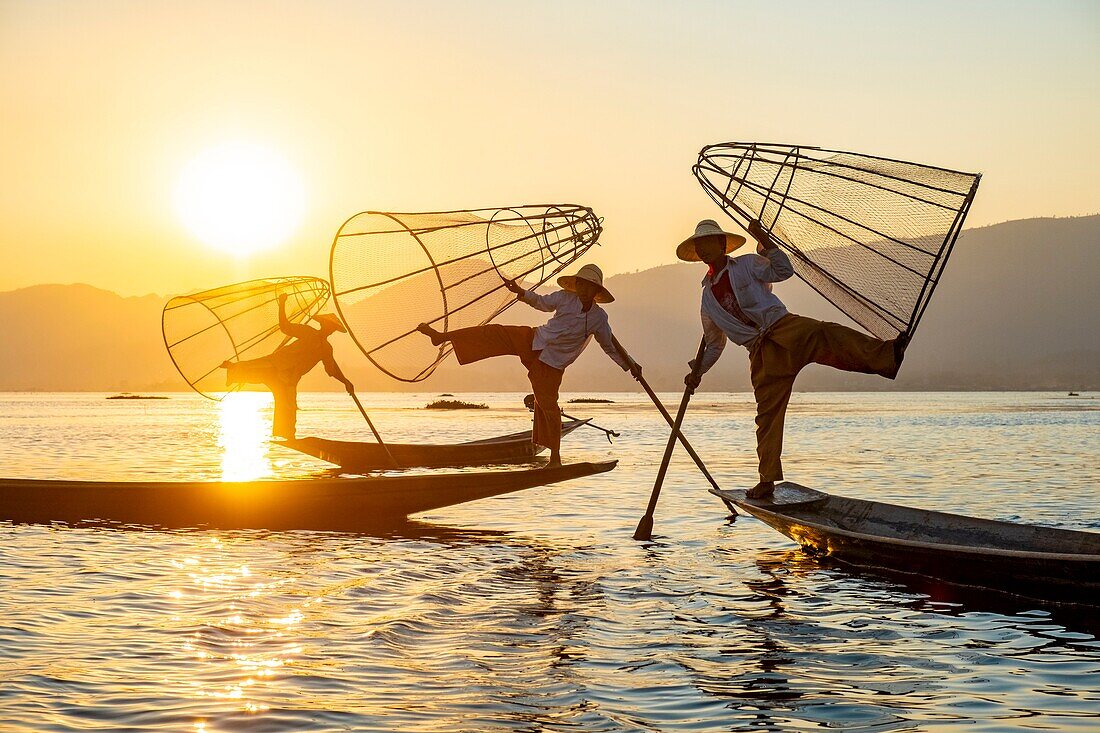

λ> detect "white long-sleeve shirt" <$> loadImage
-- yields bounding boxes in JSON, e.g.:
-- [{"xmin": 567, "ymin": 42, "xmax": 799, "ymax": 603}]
[
  {"xmin": 698, "ymin": 248, "xmax": 795, "ymax": 374},
  {"xmin": 519, "ymin": 289, "xmax": 633, "ymax": 372}
]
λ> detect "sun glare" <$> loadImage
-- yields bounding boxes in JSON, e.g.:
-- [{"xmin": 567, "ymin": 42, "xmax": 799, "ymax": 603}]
[
  {"xmin": 217, "ymin": 391, "xmax": 273, "ymax": 481},
  {"xmin": 175, "ymin": 142, "xmax": 305, "ymax": 256}
]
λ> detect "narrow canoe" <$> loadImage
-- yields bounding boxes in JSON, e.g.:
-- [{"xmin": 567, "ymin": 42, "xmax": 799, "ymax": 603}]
[
  {"xmin": 0, "ymin": 460, "xmax": 617, "ymax": 532},
  {"xmin": 712, "ymin": 483, "xmax": 1100, "ymax": 606},
  {"xmin": 279, "ymin": 419, "xmax": 589, "ymax": 470}
]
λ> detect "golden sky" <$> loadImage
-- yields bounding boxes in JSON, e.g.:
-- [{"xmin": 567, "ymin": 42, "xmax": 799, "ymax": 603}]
[{"xmin": 2, "ymin": 0, "xmax": 1097, "ymax": 297}]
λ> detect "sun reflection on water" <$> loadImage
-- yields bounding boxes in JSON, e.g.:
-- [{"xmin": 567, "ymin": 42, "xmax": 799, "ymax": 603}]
[
  {"xmin": 217, "ymin": 392, "xmax": 273, "ymax": 481},
  {"xmin": 169, "ymin": 544, "xmax": 307, "ymax": 724}
]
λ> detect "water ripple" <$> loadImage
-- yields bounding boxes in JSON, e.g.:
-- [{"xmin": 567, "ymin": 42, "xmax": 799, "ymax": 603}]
[{"xmin": 0, "ymin": 392, "xmax": 1098, "ymax": 731}]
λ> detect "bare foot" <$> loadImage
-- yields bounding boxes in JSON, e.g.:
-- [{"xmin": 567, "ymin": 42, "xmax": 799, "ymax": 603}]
[
  {"xmin": 747, "ymin": 480, "xmax": 775, "ymax": 499},
  {"xmin": 546, "ymin": 454, "xmax": 563, "ymax": 468},
  {"xmin": 416, "ymin": 323, "xmax": 445, "ymax": 346}
]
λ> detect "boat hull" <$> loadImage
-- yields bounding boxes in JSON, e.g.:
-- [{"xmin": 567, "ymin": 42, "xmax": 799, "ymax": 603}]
[
  {"xmin": 279, "ymin": 420, "xmax": 587, "ymax": 470},
  {"xmin": 712, "ymin": 484, "xmax": 1100, "ymax": 606},
  {"xmin": 0, "ymin": 461, "xmax": 616, "ymax": 532}
]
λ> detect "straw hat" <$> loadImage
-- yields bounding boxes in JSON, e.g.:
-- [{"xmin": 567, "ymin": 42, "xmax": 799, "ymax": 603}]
[
  {"xmin": 557, "ymin": 264, "xmax": 614, "ymax": 303},
  {"xmin": 311, "ymin": 313, "xmax": 347, "ymax": 333},
  {"xmin": 676, "ymin": 219, "xmax": 748, "ymax": 262}
]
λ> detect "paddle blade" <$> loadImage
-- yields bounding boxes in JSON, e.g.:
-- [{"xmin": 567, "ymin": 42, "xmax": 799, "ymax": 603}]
[{"xmin": 632, "ymin": 513, "xmax": 654, "ymax": 541}]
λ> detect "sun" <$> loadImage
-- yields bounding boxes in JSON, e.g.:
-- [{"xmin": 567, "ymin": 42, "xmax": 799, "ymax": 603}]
[{"xmin": 174, "ymin": 141, "xmax": 305, "ymax": 256}]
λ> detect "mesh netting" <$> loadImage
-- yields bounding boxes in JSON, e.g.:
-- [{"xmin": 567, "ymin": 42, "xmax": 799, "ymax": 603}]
[
  {"xmin": 694, "ymin": 142, "xmax": 981, "ymax": 339},
  {"xmin": 162, "ymin": 276, "xmax": 331, "ymax": 398},
  {"xmin": 330, "ymin": 205, "xmax": 601, "ymax": 382}
]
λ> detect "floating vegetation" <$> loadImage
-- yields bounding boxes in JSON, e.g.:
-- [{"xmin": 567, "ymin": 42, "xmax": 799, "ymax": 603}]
[
  {"xmin": 425, "ymin": 399, "xmax": 489, "ymax": 410},
  {"xmin": 106, "ymin": 394, "xmax": 169, "ymax": 400},
  {"xmin": 568, "ymin": 398, "xmax": 614, "ymax": 404}
]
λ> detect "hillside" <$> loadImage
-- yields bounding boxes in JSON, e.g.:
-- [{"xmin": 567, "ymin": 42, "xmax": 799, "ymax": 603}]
[{"xmin": 1, "ymin": 215, "xmax": 1096, "ymax": 392}]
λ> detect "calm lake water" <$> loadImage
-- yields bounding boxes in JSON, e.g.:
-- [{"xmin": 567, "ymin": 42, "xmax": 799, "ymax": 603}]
[{"xmin": 1, "ymin": 391, "xmax": 1098, "ymax": 732}]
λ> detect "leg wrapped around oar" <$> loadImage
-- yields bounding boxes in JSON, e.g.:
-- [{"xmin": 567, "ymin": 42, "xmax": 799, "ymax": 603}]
[
  {"xmin": 439, "ymin": 324, "xmax": 566, "ymax": 465},
  {"xmin": 526, "ymin": 360, "xmax": 565, "ymax": 465}
]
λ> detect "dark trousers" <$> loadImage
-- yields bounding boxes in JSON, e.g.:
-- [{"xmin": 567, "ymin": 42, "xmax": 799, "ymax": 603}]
[
  {"xmin": 750, "ymin": 314, "xmax": 897, "ymax": 481},
  {"xmin": 448, "ymin": 324, "xmax": 565, "ymax": 455}
]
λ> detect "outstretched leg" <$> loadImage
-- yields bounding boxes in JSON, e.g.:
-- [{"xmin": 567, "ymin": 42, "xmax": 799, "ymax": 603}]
[
  {"xmin": 807, "ymin": 319, "xmax": 900, "ymax": 378},
  {"xmin": 224, "ymin": 356, "xmax": 277, "ymax": 388},
  {"xmin": 417, "ymin": 323, "xmax": 535, "ymax": 365}
]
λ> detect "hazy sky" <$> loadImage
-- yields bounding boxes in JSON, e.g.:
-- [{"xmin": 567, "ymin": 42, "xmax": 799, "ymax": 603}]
[{"xmin": 2, "ymin": 0, "xmax": 1097, "ymax": 297}]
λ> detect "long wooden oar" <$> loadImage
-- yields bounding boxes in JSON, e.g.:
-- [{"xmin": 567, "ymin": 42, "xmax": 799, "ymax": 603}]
[
  {"xmin": 611, "ymin": 337, "xmax": 723, "ymax": 497},
  {"xmin": 347, "ymin": 390, "xmax": 401, "ymax": 469},
  {"xmin": 633, "ymin": 337, "xmax": 709, "ymax": 541}
]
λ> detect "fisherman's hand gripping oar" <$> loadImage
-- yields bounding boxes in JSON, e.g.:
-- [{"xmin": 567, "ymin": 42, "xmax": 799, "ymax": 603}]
[{"xmin": 611, "ymin": 334, "xmax": 721, "ymax": 499}]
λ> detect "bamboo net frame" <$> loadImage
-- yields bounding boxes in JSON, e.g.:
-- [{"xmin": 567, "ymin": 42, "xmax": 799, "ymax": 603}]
[
  {"xmin": 329, "ymin": 205, "xmax": 602, "ymax": 382},
  {"xmin": 694, "ymin": 142, "xmax": 980, "ymax": 340},
  {"xmin": 162, "ymin": 276, "xmax": 330, "ymax": 398}
]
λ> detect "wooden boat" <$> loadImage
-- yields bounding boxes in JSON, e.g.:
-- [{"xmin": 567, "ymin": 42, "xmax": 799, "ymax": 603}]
[
  {"xmin": 0, "ymin": 460, "xmax": 616, "ymax": 532},
  {"xmin": 712, "ymin": 483, "xmax": 1100, "ymax": 606},
  {"xmin": 279, "ymin": 419, "xmax": 589, "ymax": 470}
]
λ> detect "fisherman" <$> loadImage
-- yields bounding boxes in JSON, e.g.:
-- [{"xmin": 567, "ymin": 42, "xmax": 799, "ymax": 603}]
[
  {"xmin": 222, "ymin": 293, "xmax": 354, "ymax": 439},
  {"xmin": 416, "ymin": 264, "xmax": 641, "ymax": 466},
  {"xmin": 680, "ymin": 219, "xmax": 909, "ymax": 498}
]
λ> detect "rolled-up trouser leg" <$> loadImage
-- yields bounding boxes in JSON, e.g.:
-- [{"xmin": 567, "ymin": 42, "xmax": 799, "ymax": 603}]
[
  {"xmin": 448, "ymin": 324, "xmax": 535, "ymax": 365},
  {"xmin": 527, "ymin": 359, "xmax": 565, "ymax": 455}
]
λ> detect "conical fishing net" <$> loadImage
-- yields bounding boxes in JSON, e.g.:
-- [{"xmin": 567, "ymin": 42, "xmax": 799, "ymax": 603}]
[
  {"xmin": 162, "ymin": 276, "xmax": 331, "ymax": 398},
  {"xmin": 330, "ymin": 205, "xmax": 601, "ymax": 382},
  {"xmin": 694, "ymin": 142, "xmax": 981, "ymax": 339}
]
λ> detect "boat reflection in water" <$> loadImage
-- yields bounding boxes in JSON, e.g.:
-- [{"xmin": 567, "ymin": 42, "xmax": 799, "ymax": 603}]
[{"xmin": 217, "ymin": 392, "xmax": 273, "ymax": 482}]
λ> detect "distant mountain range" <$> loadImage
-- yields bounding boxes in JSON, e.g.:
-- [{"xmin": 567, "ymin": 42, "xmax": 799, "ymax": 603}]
[{"xmin": 1, "ymin": 215, "xmax": 1096, "ymax": 392}]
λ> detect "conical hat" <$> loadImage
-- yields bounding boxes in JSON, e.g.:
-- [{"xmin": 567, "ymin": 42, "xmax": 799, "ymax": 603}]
[
  {"xmin": 311, "ymin": 313, "xmax": 347, "ymax": 333},
  {"xmin": 676, "ymin": 219, "xmax": 748, "ymax": 262},
  {"xmin": 557, "ymin": 263, "xmax": 614, "ymax": 303}
]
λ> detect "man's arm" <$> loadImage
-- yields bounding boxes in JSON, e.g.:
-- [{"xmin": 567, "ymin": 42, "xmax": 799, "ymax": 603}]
[
  {"xmin": 278, "ymin": 294, "xmax": 316, "ymax": 339},
  {"xmin": 322, "ymin": 350, "xmax": 355, "ymax": 393},
  {"xmin": 593, "ymin": 318, "xmax": 642, "ymax": 378},
  {"xmin": 747, "ymin": 220, "xmax": 794, "ymax": 283},
  {"xmin": 686, "ymin": 309, "xmax": 726, "ymax": 389},
  {"xmin": 518, "ymin": 287, "xmax": 563, "ymax": 313}
]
